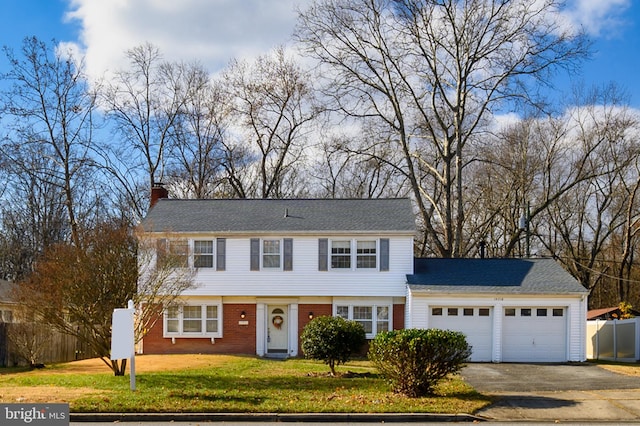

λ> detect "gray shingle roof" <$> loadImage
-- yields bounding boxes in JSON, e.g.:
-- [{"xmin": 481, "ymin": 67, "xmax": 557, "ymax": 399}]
[
  {"xmin": 407, "ymin": 258, "xmax": 588, "ymax": 295},
  {"xmin": 140, "ymin": 198, "xmax": 416, "ymax": 234}
]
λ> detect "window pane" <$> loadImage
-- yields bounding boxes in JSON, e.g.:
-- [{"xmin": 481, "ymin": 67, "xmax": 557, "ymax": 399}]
[
  {"xmin": 377, "ymin": 306, "xmax": 389, "ymax": 332},
  {"xmin": 521, "ymin": 308, "xmax": 531, "ymax": 317},
  {"xmin": 331, "ymin": 241, "xmax": 351, "ymax": 268},
  {"xmin": 432, "ymin": 307, "xmax": 443, "ymax": 316},
  {"xmin": 448, "ymin": 308, "xmax": 458, "ymax": 316},
  {"xmin": 194, "ymin": 240, "xmax": 214, "ymax": 268},
  {"xmin": 336, "ymin": 305, "xmax": 349, "ymax": 319},
  {"xmin": 356, "ymin": 241, "xmax": 376, "ymax": 268},
  {"xmin": 479, "ymin": 308, "xmax": 490, "ymax": 316},
  {"xmin": 183, "ymin": 306, "xmax": 202, "ymax": 332},
  {"xmin": 166, "ymin": 306, "xmax": 179, "ymax": 333},
  {"xmin": 169, "ymin": 240, "xmax": 189, "ymax": 267},
  {"xmin": 263, "ymin": 240, "xmax": 281, "ymax": 268},
  {"xmin": 353, "ymin": 306, "xmax": 372, "ymax": 333},
  {"xmin": 552, "ymin": 308, "xmax": 564, "ymax": 317},
  {"xmin": 167, "ymin": 319, "xmax": 179, "ymax": 333},
  {"xmin": 463, "ymin": 308, "xmax": 474, "ymax": 316},
  {"xmin": 537, "ymin": 308, "xmax": 547, "ymax": 317},
  {"xmin": 505, "ymin": 308, "xmax": 516, "ymax": 316}
]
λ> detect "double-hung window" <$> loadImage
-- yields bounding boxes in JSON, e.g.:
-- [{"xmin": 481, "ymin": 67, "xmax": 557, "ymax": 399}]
[
  {"xmin": 251, "ymin": 238, "xmax": 293, "ymax": 271},
  {"xmin": 194, "ymin": 240, "xmax": 214, "ymax": 268},
  {"xmin": 331, "ymin": 240, "xmax": 351, "ymax": 269},
  {"xmin": 164, "ymin": 303, "xmax": 222, "ymax": 337},
  {"xmin": 157, "ymin": 239, "xmax": 189, "ymax": 268},
  {"xmin": 356, "ymin": 241, "xmax": 377, "ymax": 268},
  {"xmin": 323, "ymin": 239, "xmax": 385, "ymax": 271},
  {"xmin": 262, "ymin": 239, "xmax": 281, "ymax": 268}
]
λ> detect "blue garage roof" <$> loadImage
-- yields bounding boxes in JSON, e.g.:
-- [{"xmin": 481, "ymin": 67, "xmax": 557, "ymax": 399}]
[{"xmin": 407, "ymin": 258, "xmax": 587, "ymax": 295}]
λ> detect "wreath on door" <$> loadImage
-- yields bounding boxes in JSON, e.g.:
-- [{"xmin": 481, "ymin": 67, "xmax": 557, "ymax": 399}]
[{"xmin": 272, "ymin": 315, "xmax": 284, "ymax": 329}]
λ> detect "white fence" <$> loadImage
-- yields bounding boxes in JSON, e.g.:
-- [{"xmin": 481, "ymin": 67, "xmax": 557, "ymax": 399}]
[{"xmin": 586, "ymin": 318, "xmax": 640, "ymax": 362}]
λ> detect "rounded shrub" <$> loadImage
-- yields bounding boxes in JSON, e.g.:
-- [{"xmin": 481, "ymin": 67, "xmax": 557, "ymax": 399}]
[
  {"xmin": 368, "ymin": 328, "xmax": 472, "ymax": 397},
  {"xmin": 300, "ymin": 315, "xmax": 366, "ymax": 375}
]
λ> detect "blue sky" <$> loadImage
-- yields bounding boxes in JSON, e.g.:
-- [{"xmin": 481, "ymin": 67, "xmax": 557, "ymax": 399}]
[{"xmin": 1, "ymin": 0, "xmax": 638, "ymax": 108}]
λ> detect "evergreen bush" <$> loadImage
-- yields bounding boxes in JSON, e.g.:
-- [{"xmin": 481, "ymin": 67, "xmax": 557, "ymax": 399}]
[
  {"xmin": 301, "ymin": 315, "xmax": 366, "ymax": 375},
  {"xmin": 368, "ymin": 328, "xmax": 472, "ymax": 396}
]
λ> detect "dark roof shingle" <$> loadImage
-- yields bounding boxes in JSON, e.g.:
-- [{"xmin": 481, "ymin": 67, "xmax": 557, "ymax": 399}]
[{"xmin": 140, "ymin": 198, "xmax": 415, "ymax": 234}]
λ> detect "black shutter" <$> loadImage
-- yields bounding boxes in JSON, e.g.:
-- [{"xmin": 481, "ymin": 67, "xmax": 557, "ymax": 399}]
[
  {"xmin": 380, "ymin": 238, "xmax": 389, "ymax": 271},
  {"xmin": 318, "ymin": 238, "xmax": 328, "ymax": 271},
  {"xmin": 250, "ymin": 238, "xmax": 260, "ymax": 271},
  {"xmin": 216, "ymin": 238, "xmax": 226, "ymax": 271}
]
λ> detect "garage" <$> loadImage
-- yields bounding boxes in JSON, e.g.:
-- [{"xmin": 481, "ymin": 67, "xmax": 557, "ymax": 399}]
[
  {"xmin": 406, "ymin": 258, "xmax": 588, "ymax": 363},
  {"xmin": 501, "ymin": 306, "xmax": 567, "ymax": 362},
  {"xmin": 428, "ymin": 306, "xmax": 493, "ymax": 362}
]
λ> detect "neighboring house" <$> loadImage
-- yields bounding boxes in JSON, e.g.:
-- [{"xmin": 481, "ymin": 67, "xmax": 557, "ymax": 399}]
[
  {"xmin": 138, "ymin": 189, "xmax": 588, "ymax": 362},
  {"xmin": 587, "ymin": 307, "xmax": 640, "ymax": 320},
  {"xmin": 406, "ymin": 258, "xmax": 588, "ymax": 362},
  {"xmin": 0, "ymin": 279, "xmax": 17, "ymax": 323},
  {"xmin": 138, "ymin": 191, "xmax": 415, "ymax": 357}
]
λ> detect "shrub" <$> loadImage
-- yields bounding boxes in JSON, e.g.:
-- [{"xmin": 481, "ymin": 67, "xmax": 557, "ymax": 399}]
[
  {"xmin": 368, "ymin": 328, "xmax": 472, "ymax": 397},
  {"xmin": 301, "ymin": 315, "xmax": 366, "ymax": 375}
]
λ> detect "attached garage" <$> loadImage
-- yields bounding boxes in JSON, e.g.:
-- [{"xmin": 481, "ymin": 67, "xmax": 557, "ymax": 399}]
[
  {"xmin": 405, "ymin": 258, "xmax": 588, "ymax": 363},
  {"xmin": 501, "ymin": 306, "xmax": 567, "ymax": 362},
  {"xmin": 428, "ymin": 306, "xmax": 493, "ymax": 362}
]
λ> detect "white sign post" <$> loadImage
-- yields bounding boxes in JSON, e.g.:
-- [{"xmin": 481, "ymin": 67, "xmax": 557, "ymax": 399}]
[{"xmin": 111, "ymin": 300, "xmax": 136, "ymax": 391}]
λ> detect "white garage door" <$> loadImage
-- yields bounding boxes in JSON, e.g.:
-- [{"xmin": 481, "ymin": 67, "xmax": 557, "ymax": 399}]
[
  {"xmin": 428, "ymin": 306, "xmax": 493, "ymax": 362},
  {"xmin": 502, "ymin": 307, "xmax": 567, "ymax": 362}
]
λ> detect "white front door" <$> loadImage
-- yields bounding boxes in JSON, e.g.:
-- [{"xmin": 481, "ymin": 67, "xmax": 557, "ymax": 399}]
[{"xmin": 267, "ymin": 306, "xmax": 288, "ymax": 354}]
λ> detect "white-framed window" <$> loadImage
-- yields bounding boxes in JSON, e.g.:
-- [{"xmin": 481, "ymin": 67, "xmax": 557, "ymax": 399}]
[
  {"xmin": 164, "ymin": 303, "xmax": 222, "ymax": 338},
  {"xmin": 194, "ymin": 240, "xmax": 214, "ymax": 268},
  {"xmin": 356, "ymin": 241, "xmax": 377, "ymax": 268},
  {"xmin": 157, "ymin": 238, "xmax": 189, "ymax": 268},
  {"xmin": 331, "ymin": 240, "xmax": 351, "ymax": 269},
  {"xmin": 262, "ymin": 239, "xmax": 281, "ymax": 268},
  {"xmin": 335, "ymin": 303, "xmax": 392, "ymax": 338},
  {"xmin": 330, "ymin": 239, "xmax": 379, "ymax": 270}
]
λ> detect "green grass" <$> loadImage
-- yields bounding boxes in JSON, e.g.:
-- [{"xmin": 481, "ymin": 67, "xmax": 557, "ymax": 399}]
[{"xmin": 0, "ymin": 356, "xmax": 492, "ymax": 414}]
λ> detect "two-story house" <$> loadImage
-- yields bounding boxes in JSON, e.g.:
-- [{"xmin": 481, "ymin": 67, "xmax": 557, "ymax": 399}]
[
  {"xmin": 138, "ymin": 187, "xmax": 588, "ymax": 362},
  {"xmin": 138, "ymin": 189, "xmax": 415, "ymax": 357}
]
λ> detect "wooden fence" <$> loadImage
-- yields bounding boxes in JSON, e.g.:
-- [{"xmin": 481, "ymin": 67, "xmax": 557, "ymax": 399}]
[
  {"xmin": 0, "ymin": 322, "xmax": 95, "ymax": 367},
  {"xmin": 586, "ymin": 318, "xmax": 640, "ymax": 362}
]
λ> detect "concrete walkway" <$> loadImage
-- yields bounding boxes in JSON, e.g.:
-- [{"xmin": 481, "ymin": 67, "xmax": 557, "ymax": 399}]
[{"xmin": 460, "ymin": 363, "xmax": 640, "ymax": 422}]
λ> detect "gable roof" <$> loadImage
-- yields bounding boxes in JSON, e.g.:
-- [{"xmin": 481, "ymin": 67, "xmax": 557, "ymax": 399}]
[
  {"xmin": 407, "ymin": 258, "xmax": 587, "ymax": 295},
  {"xmin": 140, "ymin": 198, "xmax": 416, "ymax": 235}
]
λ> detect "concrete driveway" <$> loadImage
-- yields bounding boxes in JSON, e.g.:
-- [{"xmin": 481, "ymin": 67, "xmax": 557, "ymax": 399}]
[{"xmin": 460, "ymin": 363, "xmax": 640, "ymax": 422}]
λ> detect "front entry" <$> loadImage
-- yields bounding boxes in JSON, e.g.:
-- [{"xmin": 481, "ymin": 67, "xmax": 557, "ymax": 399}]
[{"xmin": 267, "ymin": 306, "xmax": 288, "ymax": 355}]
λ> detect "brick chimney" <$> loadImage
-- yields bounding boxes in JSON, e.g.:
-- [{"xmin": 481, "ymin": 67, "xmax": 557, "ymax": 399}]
[{"xmin": 150, "ymin": 183, "xmax": 168, "ymax": 208}]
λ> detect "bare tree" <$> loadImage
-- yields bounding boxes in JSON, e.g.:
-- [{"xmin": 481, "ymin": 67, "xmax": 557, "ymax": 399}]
[
  {"xmin": 221, "ymin": 47, "xmax": 321, "ymax": 198},
  {"xmin": 101, "ymin": 43, "xmax": 189, "ymax": 216},
  {"xmin": 296, "ymin": 0, "xmax": 589, "ymax": 256},
  {"xmin": 165, "ymin": 65, "xmax": 229, "ymax": 198},
  {"xmin": 0, "ymin": 37, "xmax": 98, "ymax": 248}
]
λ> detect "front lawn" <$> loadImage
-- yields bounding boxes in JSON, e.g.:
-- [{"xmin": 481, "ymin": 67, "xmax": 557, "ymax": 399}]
[{"xmin": 0, "ymin": 354, "xmax": 491, "ymax": 414}]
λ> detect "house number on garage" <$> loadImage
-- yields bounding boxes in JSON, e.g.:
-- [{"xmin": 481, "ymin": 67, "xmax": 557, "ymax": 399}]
[{"xmin": 494, "ymin": 297, "xmax": 503, "ymax": 301}]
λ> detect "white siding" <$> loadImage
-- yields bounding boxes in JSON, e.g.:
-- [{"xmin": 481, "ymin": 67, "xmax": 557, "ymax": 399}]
[
  {"xmin": 407, "ymin": 293, "xmax": 587, "ymax": 363},
  {"xmin": 182, "ymin": 235, "xmax": 413, "ymax": 298}
]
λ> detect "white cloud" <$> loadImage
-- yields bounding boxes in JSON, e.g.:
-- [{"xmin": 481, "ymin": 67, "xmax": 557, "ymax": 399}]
[
  {"xmin": 563, "ymin": 0, "xmax": 631, "ymax": 37},
  {"xmin": 64, "ymin": 0, "xmax": 311, "ymax": 80}
]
